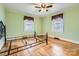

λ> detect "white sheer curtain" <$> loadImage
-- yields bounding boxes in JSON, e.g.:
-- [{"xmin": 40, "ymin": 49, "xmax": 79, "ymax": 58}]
[
  {"xmin": 52, "ymin": 16, "xmax": 63, "ymax": 33},
  {"xmin": 24, "ymin": 20, "xmax": 34, "ymax": 32}
]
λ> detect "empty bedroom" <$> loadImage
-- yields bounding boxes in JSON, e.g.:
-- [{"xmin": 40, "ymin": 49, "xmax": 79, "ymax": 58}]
[{"xmin": 0, "ymin": 3, "xmax": 79, "ymax": 56}]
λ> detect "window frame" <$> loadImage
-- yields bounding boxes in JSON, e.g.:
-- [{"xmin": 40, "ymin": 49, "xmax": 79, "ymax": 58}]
[{"xmin": 23, "ymin": 16, "xmax": 34, "ymax": 32}]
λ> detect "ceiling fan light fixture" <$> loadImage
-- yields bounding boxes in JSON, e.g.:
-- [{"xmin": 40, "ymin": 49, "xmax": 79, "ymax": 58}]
[
  {"xmin": 39, "ymin": 8, "xmax": 48, "ymax": 12},
  {"xmin": 34, "ymin": 3, "xmax": 53, "ymax": 12}
]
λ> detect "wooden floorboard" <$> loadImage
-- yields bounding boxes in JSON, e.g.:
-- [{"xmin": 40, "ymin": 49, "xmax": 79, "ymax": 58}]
[{"xmin": 0, "ymin": 37, "xmax": 79, "ymax": 56}]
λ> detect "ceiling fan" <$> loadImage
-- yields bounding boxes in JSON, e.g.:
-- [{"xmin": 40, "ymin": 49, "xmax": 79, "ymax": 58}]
[{"xmin": 34, "ymin": 3, "xmax": 53, "ymax": 12}]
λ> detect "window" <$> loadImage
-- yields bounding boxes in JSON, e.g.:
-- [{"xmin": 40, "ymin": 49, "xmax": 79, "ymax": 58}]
[
  {"xmin": 24, "ymin": 16, "xmax": 34, "ymax": 32},
  {"xmin": 51, "ymin": 14, "xmax": 63, "ymax": 33}
]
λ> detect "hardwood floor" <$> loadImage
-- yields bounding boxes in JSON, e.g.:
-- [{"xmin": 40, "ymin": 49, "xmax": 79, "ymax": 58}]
[{"xmin": 0, "ymin": 37, "xmax": 79, "ymax": 56}]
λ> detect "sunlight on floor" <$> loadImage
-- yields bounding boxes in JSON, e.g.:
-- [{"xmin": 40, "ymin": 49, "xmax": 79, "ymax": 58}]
[{"xmin": 52, "ymin": 44, "xmax": 64, "ymax": 56}]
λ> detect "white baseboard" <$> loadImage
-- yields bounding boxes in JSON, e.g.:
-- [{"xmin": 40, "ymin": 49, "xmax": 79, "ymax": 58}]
[
  {"xmin": 48, "ymin": 35, "xmax": 79, "ymax": 44},
  {"xmin": 59, "ymin": 37, "xmax": 79, "ymax": 44},
  {"xmin": 6, "ymin": 34, "xmax": 44, "ymax": 40},
  {"xmin": 7, "ymin": 36, "xmax": 23, "ymax": 40}
]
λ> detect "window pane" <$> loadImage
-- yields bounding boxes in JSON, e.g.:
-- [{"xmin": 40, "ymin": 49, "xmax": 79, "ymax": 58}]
[
  {"xmin": 52, "ymin": 17, "xmax": 63, "ymax": 33},
  {"xmin": 24, "ymin": 20, "xmax": 34, "ymax": 32}
]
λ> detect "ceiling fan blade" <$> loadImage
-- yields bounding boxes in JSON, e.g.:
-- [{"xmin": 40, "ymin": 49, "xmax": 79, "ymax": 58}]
[
  {"xmin": 46, "ymin": 5, "xmax": 52, "ymax": 8},
  {"xmin": 35, "ymin": 6, "xmax": 41, "ymax": 8}
]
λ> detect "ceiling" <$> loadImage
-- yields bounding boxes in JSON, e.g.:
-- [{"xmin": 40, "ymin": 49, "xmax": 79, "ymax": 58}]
[{"xmin": 3, "ymin": 3, "xmax": 79, "ymax": 17}]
